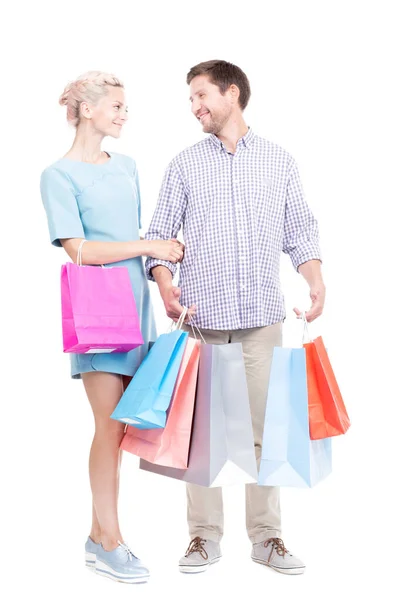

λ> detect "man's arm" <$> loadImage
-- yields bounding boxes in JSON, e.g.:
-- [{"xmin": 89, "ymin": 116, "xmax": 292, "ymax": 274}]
[
  {"xmin": 296, "ymin": 259, "xmax": 325, "ymax": 322},
  {"xmin": 151, "ymin": 265, "xmax": 196, "ymax": 321},
  {"xmin": 283, "ymin": 158, "xmax": 325, "ymax": 322},
  {"xmin": 145, "ymin": 161, "xmax": 196, "ymax": 321}
]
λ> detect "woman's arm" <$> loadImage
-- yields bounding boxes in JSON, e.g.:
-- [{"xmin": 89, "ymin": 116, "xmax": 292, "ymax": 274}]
[{"xmin": 61, "ymin": 237, "xmax": 183, "ymax": 265}]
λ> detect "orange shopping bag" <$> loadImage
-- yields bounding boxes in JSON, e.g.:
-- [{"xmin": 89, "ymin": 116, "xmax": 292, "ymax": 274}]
[
  {"xmin": 120, "ymin": 336, "xmax": 200, "ymax": 468},
  {"xmin": 303, "ymin": 316, "xmax": 350, "ymax": 440}
]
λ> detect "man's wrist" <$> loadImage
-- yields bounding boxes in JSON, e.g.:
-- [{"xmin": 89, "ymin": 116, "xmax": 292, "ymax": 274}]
[
  {"xmin": 298, "ymin": 260, "xmax": 324, "ymax": 288},
  {"xmin": 159, "ymin": 282, "xmax": 173, "ymax": 298},
  {"xmin": 152, "ymin": 266, "xmax": 173, "ymax": 293},
  {"xmin": 310, "ymin": 277, "xmax": 325, "ymax": 288}
]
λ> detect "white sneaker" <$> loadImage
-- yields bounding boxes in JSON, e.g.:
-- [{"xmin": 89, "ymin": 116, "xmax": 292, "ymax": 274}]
[
  {"xmin": 85, "ymin": 536, "xmax": 100, "ymax": 570},
  {"xmin": 252, "ymin": 538, "xmax": 305, "ymax": 575},
  {"xmin": 179, "ymin": 537, "xmax": 222, "ymax": 573},
  {"xmin": 95, "ymin": 541, "xmax": 150, "ymax": 583}
]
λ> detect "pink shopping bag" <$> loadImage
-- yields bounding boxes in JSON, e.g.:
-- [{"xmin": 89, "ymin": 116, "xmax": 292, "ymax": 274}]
[
  {"xmin": 61, "ymin": 262, "xmax": 143, "ymax": 353},
  {"xmin": 121, "ymin": 337, "xmax": 200, "ymax": 467}
]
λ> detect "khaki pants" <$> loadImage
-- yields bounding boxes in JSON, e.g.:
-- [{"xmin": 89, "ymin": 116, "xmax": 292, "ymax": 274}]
[{"xmin": 182, "ymin": 323, "xmax": 282, "ymax": 545}]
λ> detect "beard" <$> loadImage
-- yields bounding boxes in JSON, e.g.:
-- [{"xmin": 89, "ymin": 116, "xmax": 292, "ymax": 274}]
[{"xmin": 201, "ymin": 107, "xmax": 231, "ymax": 134}]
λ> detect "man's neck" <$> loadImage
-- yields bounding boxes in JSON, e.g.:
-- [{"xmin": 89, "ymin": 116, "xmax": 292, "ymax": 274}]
[{"xmin": 215, "ymin": 118, "xmax": 249, "ymax": 154}]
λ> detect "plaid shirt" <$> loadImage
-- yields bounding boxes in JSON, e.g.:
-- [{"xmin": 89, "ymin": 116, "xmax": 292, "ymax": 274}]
[{"xmin": 145, "ymin": 128, "xmax": 321, "ymax": 330}]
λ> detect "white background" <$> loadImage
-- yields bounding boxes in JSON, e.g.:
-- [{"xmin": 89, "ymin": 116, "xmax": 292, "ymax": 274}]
[{"xmin": 1, "ymin": 1, "xmax": 399, "ymax": 598}]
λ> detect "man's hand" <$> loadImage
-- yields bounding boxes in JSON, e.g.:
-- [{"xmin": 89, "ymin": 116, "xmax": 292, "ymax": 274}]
[
  {"xmin": 294, "ymin": 281, "xmax": 326, "ymax": 322},
  {"xmin": 162, "ymin": 286, "xmax": 196, "ymax": 323}
]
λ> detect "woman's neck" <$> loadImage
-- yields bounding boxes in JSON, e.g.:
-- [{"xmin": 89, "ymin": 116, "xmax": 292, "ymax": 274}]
[{"xmin": 64, "ymin": 125, "xmax": 107, "ymax": 164}]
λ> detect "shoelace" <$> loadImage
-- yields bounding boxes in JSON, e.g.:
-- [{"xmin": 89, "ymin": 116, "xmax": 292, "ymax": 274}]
[
  {"xmin": 264, "ymin": 538, "xmax": 291, "ymax": 563},
  {"xmin": 117, "ymin": 540, "xmax": 136, "ymax": 562},
  {"xmin": 185, "ymin": 536, "xmax": 208, "ymax": 560}
]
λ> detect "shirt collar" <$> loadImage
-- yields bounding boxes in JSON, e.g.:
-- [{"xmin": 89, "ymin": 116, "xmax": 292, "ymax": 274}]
[{"xmin": 209, "ymin": 127, "xmax": 255, "ymax": 151}]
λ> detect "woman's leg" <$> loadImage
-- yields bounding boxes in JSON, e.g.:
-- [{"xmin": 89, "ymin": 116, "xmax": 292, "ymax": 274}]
[
  {"xmin": 82, "ymin": 371, "xmax": 127, "ymax": 551},
  {"xmin": 90, "ymin": 504, "xmax": 101, "ymax": 543},
  {"xmin": 88, "ymin": 375, "xmax": 132, "ymax": 544}
]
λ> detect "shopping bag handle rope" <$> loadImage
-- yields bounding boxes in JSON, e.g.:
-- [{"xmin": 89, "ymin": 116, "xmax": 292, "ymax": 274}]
[
  {"xmin": 188, "ymin": 316, "xmax": 207, "ymax": 344},
  {"xmin": 76, "ymin": 239, "xmax": 105, "ymax": 268},
  {"xmin": 77, "ymin": 239, "xmax": 86, "ymax": 266},
  {"xmin": 302, "ymin": 312, "xmax": 313, "ymax": 343},
  {"xmin": 169, "ymin": 306, "xmax": 189, "ymax": 332},
  {"xmin": 168, "ymin": 308, "xmax": 207, "ymax": 343},
  {"xmin": 176, "ymin": 307, "xmax": 188, "ymax": 330}
]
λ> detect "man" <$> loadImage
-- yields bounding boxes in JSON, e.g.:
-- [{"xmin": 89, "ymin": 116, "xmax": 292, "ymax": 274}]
[{"xmin": 145, "ymin": 60, "xmax": 325, "ymax": 576}]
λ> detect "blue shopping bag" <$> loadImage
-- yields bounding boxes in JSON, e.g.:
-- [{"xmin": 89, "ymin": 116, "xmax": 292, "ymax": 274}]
[
  {"xmin": 258, "ymin": 347, "xmax": 332, "ymax": 488},
  {"xmin": 111, "ymin": 329, "xmax": 189, "ymax": 429}
]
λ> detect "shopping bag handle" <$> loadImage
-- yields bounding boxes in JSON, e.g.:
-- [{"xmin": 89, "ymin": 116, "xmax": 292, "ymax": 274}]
[
  {"xmin": 168, "ymin": 308, "xmax": 207, "ymax": 343},
  {"xmin": 76, "ymin": 239, "xmax": 105, "ymax": 268},
  {"xmin": 169, "ymin": 307, "xmax": 189, "ymax": 332},
  {"xmin": 187, "ymin": 316, "xmax": 207, "ymax": 344},
  {"xmin": 302, "ymin": 312, "xmax": 313, "ymax": 343},
  {"xmin": 77, "ymin": 239, "xmax": 86, "ymax": 266},
  {"xmin": 176, "ymin": 307, "xmax": 188, "ymax": 330}
]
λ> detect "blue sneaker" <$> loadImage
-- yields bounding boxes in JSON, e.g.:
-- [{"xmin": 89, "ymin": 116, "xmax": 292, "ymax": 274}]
[
  {"xmin": 95, "ymin": 541, "xmax": 150, "ymax": 584},
  {"xmin": 85, "ymin": 536, "xmax": 101, "ymax": 570}
]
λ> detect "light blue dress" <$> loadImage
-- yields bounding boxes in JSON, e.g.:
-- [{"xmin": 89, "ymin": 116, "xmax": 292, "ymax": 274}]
[{"xmin": 40, "ymin": 152, "xmax": 157, "ymax": 379}]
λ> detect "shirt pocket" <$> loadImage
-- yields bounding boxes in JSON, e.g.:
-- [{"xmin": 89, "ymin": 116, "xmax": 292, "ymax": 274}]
[{"xmin": 252, "ymin": 176, "xmax": 284, "ymax": 223}]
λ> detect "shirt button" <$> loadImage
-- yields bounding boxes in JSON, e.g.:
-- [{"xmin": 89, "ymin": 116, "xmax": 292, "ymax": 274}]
[{"xmin": 240, "ymin": 284, "xmax": 246, "ymax": 291}]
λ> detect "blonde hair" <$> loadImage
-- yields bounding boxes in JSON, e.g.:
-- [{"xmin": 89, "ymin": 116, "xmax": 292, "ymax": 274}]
[{"xmin": 59, "ymin": 71, "xmax": 124, "ymax": 127}]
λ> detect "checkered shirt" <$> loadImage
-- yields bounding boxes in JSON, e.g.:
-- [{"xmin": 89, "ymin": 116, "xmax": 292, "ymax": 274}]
[{"xmin": 145, "ymin": 128, "xmax": 321, "ymax": 330}]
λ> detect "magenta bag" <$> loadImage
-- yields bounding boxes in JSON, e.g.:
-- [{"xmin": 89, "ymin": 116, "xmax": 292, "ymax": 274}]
[{"xmin": 61, "ymin": 242, "xmax": 143, "ymax": 353}]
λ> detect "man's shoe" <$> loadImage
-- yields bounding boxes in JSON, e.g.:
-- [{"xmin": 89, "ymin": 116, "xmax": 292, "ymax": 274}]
[
  {"xmin": 95, "ymin": 541, "xmax": 150, "ymax": 583},
  {"xmin": 252, "ymin": 537, "xmax": 305, "ymax": 575},
  {"xmin": 179, "ymin": 537, "xmax": 222, "ymax": 574}
]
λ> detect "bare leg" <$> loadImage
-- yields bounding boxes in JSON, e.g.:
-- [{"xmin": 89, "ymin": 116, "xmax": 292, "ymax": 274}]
[
  {"xmin": 82, "ymin": 372, "xmax": 128, "ymax": 551},
  {"xmin": 90, "ymin": 503, "xmax": 101, "ymax": 543},
  {"xmin": 88, "ymin": 374, "xmax": 131, "ymax": 545}
]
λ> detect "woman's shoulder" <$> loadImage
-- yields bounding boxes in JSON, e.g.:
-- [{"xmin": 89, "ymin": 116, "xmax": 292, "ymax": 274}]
[
  {"xmin": 110, "ymin": 152, "xmax": 137, "ymax": 173},
  {"xmin": 40, "ymin": 153, "xmax": 138, "ymax": 186},
  {"xmin": 40, "ymin": 159, "xmax": 74, "ymax": 188},
  {"xmin": 41, "ymin": 157, "xmax": 67, "ymax": 174}
]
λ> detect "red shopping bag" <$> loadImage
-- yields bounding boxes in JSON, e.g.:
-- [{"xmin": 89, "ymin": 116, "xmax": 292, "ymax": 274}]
[
  {"xmin": 120, "ymin": 337, "xmax": 200, "ymax": 468},
  {"xmin": 304, "ymin": 336, "xmax": 350, "ymax": 440}
]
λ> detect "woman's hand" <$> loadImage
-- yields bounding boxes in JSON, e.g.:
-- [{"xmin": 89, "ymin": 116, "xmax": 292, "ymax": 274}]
[{"xmin": 147, "ymin": 239, "xmax": 184, "ymax": 263}]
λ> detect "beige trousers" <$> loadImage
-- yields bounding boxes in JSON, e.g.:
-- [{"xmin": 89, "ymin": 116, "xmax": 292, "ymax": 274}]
[{"xmin": 182, "ymin": 323, "xmax": 283, "ymax": 544}]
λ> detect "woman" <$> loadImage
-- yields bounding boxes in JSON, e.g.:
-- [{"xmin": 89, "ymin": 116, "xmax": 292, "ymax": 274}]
[{"xmin": 40, "ymin": 71, "xmax": 183, "ymax": 584}]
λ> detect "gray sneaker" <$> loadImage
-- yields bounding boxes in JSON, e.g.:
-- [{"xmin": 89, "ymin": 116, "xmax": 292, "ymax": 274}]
[
  {"xmin": 179, "ymin": 537, "xmax": 222, "ymax": 573},
  {"xmin": 96, "ymin": 541, "xmax": 150, "ymax": 583},
  {"xmin": 252, "ymin": 538, "xmax": 305, "ymax": 575}
]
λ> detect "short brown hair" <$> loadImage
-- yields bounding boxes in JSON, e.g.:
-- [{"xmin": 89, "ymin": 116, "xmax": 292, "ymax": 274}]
[{"xmin": 186, "ymin": 60, "xmax": 251, "ymax": 110}]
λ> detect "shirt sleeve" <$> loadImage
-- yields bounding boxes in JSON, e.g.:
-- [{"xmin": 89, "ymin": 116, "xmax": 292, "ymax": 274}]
[
  {"xmin": 282, "ymin": 159, "xmax": 322, "ymax": 271},
  {"xmin": 40, "ymin": 167, "xmax": 84, "ymax": 247},
  {"xmin": 145, "ymin": 161, "xmax": 187, "ymax": 281}
]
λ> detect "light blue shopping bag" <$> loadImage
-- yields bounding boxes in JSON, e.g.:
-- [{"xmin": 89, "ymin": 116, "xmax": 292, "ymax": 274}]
[
  {"xmin": 110, "ymin": 329, "xmax": 188, "ymax": 429},
  {"xmin": 258, "ymin": 347, "xmax": 332, "ymax": 488}
]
